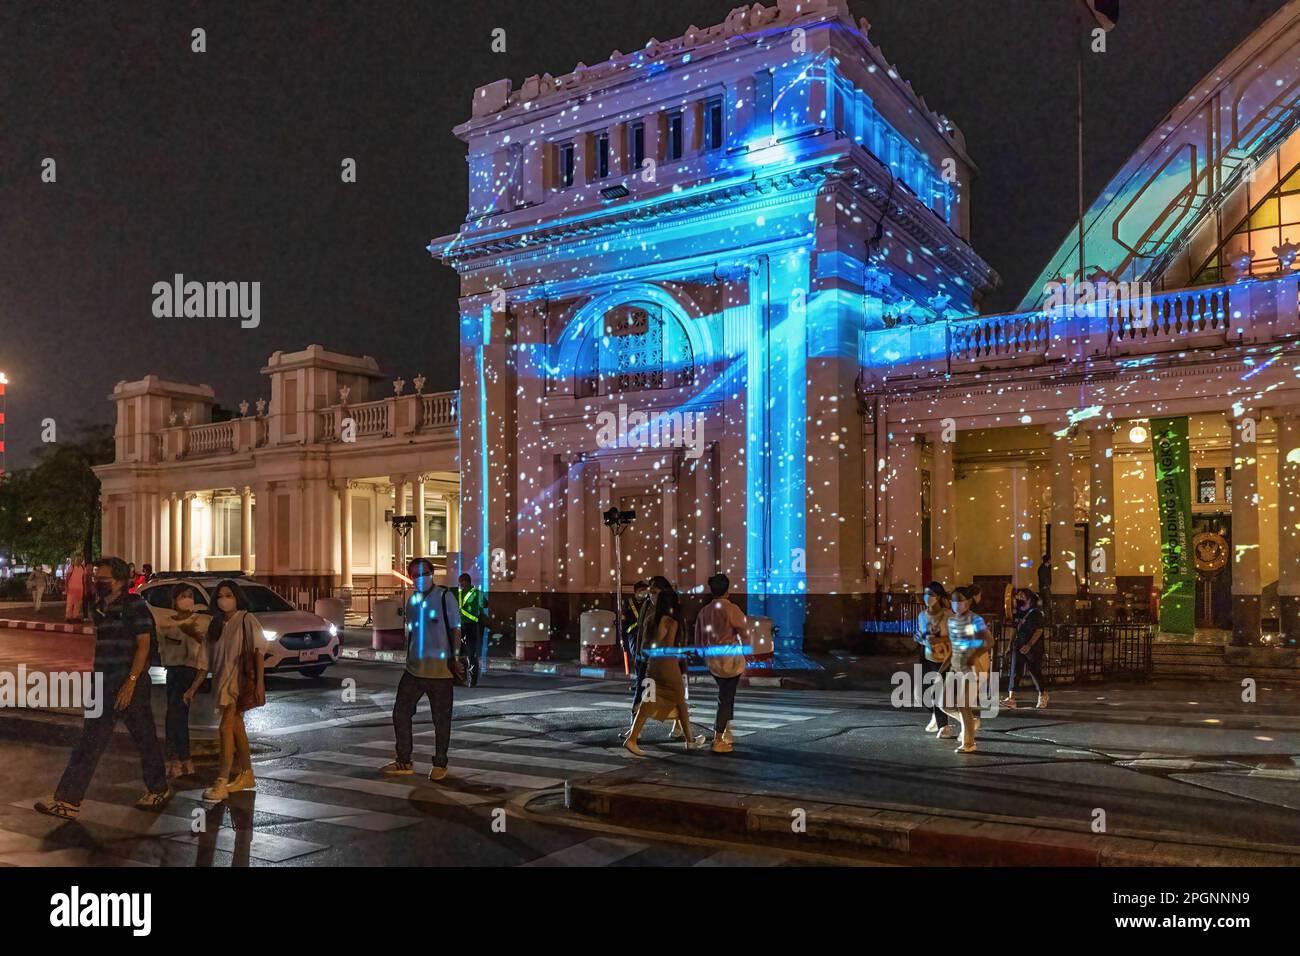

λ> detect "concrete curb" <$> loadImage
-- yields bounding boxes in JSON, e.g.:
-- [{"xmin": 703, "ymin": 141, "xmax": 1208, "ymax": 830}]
[
  {"xmin": 565, "ymin": 779, "xmax": 1300, "ymax": 866},
  {"xmin": 0, "ymin": 618, "xmax": 93, "ymax": 635},
  {"xmin": 338, "ymin": 646, "xmax": 821, "ymax": 689}
]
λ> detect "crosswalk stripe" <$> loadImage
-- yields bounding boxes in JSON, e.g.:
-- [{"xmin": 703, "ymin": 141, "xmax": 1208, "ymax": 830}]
[
  {"xmin": 521, "ymin": 836, "xmax": 647, "ymax": 867},
  {"xmin": 168, "ymin": 828, "xmax": 325, "ymax": 863},
  {"xmin": 176, "ymin": 790, "xmax": 418, "ymax": 831},
  {"xmin": 580, "ymin": 699, "xmax": 828, "ymax": 722},
  {"xmin": 433, "ymin": 746, "xmax": 620, "ymax": 775},
  {"xmin": 0, "ymin": 846, "xmax": 156, "ymax": 867},
  {"xmin": 256, "ymin": 767, "xmax": 494, "ymax": 806},
  {"xmin": 9, "ymin": 798, "xmax": 192, "ymax": 837},
  {"xmin": 464, "ymin": 719, "xmax": 540, "ymax": 732},
  {"xmin": 298, "ymin": 750, "xmax": 565, "ymax": 791},
  {"xmin": 8, "ymin": 798, "xmax": 326, "ymax": 863}
]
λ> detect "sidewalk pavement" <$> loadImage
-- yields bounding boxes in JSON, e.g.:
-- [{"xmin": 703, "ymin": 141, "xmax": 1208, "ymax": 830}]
[{"xmin": 558, "ymin": 681, "xmax": 1300, "ymax": 866}]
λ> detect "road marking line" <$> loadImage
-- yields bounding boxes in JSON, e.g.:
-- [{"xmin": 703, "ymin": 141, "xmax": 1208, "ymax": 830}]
[
  {"xmin": 177, "ymin": 790, "xmax": 418, "ymax": 830},
  {"xmin": 521, "ymin": 836, "xmax": 647, "ymax": 867},
  {"xmin": 256, "ymin": 766, "xmax": 493, "ymax": 806},
  {"xmin": 168, "ymin": 828, "xmax": 325, "ymax": 863}
]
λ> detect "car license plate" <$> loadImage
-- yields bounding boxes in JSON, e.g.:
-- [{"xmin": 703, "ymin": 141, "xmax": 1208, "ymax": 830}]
[{"xmin": 299, "ymin": 649, "xmax": 319, "ymax": 663}]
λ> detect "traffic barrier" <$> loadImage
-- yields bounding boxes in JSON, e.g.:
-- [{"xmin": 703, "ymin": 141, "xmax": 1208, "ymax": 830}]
[
  {"xmin": 579, "ymin": 609, "xmax": 619, "ymax": 666},
  {"xmin": 315, "ymin": 597, "xmax": 346, "ymax": 630},
  {"xmin": 372, "ymin": 597, "xmax": 404, "ymax": 651},
  {"xmin": 515, "ymin": 607, "xmax": 552, "ymax": 661}
]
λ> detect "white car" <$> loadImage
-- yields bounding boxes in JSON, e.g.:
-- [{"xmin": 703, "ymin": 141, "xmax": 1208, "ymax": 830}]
[{"xmin": 139, "ymin": 574, "xmax": 340, "ymax": 677}]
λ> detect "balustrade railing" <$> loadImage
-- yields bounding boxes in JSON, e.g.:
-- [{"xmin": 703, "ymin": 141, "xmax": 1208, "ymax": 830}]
[{"xmin": 185, "ymin": 420, "xmax": 236, "ymax": 457}]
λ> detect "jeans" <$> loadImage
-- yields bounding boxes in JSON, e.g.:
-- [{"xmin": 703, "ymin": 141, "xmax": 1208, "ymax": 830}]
[
  {"xmin": 919, "ymin": 648, "xmax": 949, "ymax": 728},
  {"xmin": 1008, "ymin": 643, "xmax": 1044, "ymax": 695},
  {"xmin": 393, "ymin": 671, "xmax": 453, "ymax": 767},
  {"xmin": 460, "ymin": 621, "xmax": 481, "ymax": 686},
  {"xmin": 713, "ymin": 674, "xmax": 740, "ymax": 732},
  {"xmin": 165, "ymin": 666, "xmax": 198, "ymax": 760},
  {"xmin": 56, "ymin": 671, "xmax": 166, "ymax": 804}
]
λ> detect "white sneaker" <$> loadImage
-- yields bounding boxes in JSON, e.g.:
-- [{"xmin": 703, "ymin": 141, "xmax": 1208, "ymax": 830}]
[
  {"xmin": 924, "ymin": 716, "xmax": 939, "ymax": 733},
  {"xmin": 1036, "ymin": 692, "xmax": 1050, "ymax": 709},
  {"xmin": 937, "ymin": 726, "xmax": 957, "ymax": 739},
  {"xmin": 1000, "ymin": 695, "xmax": 1018, "ymax": 709}
]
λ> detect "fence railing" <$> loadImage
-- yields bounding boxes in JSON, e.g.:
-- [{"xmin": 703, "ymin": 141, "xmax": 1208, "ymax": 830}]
[
  {"xmin": 990, "ymin": 621, "xmax": 1154, "ymax": 687},
  {"xmin": 185, "ymin": 420, "xmax": 237, "ymax": 457}
]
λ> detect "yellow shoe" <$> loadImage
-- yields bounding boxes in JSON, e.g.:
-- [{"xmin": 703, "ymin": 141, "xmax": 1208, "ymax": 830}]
[{"xmin": 428, "ymin": 766, "xmax": 448, "ymax": 781}]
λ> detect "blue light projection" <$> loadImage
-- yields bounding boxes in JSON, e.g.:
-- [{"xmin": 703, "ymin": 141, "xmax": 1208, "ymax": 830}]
[{"xmin": 432, "ymin": 3, "xmax": 984, "ymax": 654}]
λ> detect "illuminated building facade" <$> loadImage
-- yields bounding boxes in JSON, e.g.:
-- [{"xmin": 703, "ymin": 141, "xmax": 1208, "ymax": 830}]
[
  {"xmin": 94, "ymin": 346, "xmax": 461, "ymax": 597},
  {"xmin": 429, "ymin": 0, "xmax": 996, "ymax": 653}
]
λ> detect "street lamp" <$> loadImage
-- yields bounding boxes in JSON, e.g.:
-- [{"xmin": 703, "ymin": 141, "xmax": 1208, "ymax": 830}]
[{"xmin": 603, "ymin": 506, "xmax": 636, "ymax": 674}]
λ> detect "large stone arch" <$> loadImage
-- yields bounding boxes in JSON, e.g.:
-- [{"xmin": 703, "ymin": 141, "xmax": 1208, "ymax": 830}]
[{"xmin": 553, "ymin": 282, "xmax": 719, "ymax": 395}]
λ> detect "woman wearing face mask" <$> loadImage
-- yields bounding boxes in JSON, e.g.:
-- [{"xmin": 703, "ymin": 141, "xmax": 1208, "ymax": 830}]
[
  {"xmin": 202, "ymin": 580, "xmax": 266, "ymax": 801},
  {"xmin": 157, "ymin": 585, "xmax": 210, "ymax": 779},
  {"xmin": 623, "ymin": 576, "xmax": 706, "ymax": 756},
  {"xmin": 914, "ymin": 581, "xmax": 953, "ymax": 738},
  {"xmin": 941, "ymin": 586, "xmax": 992, "ymax": 754}
]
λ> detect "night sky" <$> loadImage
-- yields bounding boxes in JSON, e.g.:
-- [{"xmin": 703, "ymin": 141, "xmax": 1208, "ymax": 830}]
[{"xmin": 0, "ymin": 0, "xmax": 1285, "ymax": 469}]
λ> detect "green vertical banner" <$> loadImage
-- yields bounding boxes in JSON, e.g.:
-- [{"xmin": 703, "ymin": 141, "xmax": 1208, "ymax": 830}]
[{"xmin": 1151, "ymin": 417, "xmax": 1195, "ymax": 634}]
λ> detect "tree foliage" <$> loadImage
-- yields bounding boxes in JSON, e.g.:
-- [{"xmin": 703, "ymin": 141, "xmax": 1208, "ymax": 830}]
[{"xmin": 0, "ymin": 421, "xmax": 114, "ymax": 569}]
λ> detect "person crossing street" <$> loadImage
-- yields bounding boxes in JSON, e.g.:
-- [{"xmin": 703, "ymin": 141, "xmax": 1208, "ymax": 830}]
[
  {"xmin": 457, "ymin": 572, "xmax": 487, "ymax": 687},
  {"xmin": 382, "ymin": 559, "xmax": 464, "ymax": 781}
]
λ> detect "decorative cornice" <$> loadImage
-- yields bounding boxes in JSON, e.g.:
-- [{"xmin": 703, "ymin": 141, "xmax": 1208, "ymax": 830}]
[{"xmin": 439, "ymin": 165, "xmax": 832, "ymax": 266}]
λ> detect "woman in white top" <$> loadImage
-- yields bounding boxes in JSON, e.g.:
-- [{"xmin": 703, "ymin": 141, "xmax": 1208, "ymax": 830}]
[
  {"xmin": 941, "ymin": 586, "xmax": 992, "ymax": 754},
  {"xmin": 157, "ymin": 584, "xmax": 210, "ymax": 779},
  {"xmin": 914, "ymin": 581, "xmax": 953, "ymax": 738},
  {"xmin": 202, "ymin": 580, "xmax": 266, "ymax": 801}
]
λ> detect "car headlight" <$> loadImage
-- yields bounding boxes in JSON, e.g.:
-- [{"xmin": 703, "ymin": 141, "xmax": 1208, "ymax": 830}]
[
  {"xmin": 262, "ymin": 630, "xmax": 278, "ymax": 641},
  {"xmin": 328, "ymin": 624, "xmax": 338, "ymax": 637}
]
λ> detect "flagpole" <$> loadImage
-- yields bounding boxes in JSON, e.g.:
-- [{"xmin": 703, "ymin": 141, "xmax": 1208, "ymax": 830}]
[{"xmin": 1077, "ymin": 6, "xmax": 1086, "ymax": 286}]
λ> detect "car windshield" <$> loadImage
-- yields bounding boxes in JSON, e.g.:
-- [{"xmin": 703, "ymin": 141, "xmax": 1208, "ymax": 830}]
[{"xmin": 235, "ymin": 586, "xmax": 295, "ymax": 613}]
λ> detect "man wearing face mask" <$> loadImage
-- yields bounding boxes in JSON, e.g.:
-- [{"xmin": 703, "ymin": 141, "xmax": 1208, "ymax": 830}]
[
  {"xmin": 35, "ymin": 557, "xmax": 170, "ymax": 820},
  {"xmin": 381, "ymin": 558, "xmax": 463, "ymax": 781}
]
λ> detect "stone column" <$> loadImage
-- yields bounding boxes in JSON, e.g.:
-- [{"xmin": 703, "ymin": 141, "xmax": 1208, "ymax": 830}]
[
  {"xmin": 663, "ymin": 479, "xmax": 679, "ymax": 582},
  {"xmin": 1009, "ymin": 462, "xmax": 1036, "ymax": 588},
  {"xmin": 564, "ymin": 458, "xmax": 586, "ymax": 590},
  {"xmin": 447, "ymin": 489, "xmax": 461, "ymax": 557},
  {"xmin": 1231, "ymin": 409, "xmax": 1263, "ymax": 645},
  {"xmin": 1276, "ymin": 410, "xmax": 1300, "ymax": 645},
  {"xmin": 1049, "ymin": 429, "xmax": 1078, "ymax": 619},
  {"xmin": 240, "ymin": 487, "xmax": 253, "ymax": 574},
  {"xmin": 339, "ymin": 484, "xmax": 353, "ymax": 588},
  {"xmin": 206, "ymin": 493, "xmax": 218, "ymax": 573},
  {"xmin": 927, "ymin": 429, "xmax": 956, "ymax": 587},
  {"xmin": 414, "ymin": 475, "xmax": 428, "ymax": 557},
  {"xmin": 170, "ymin": 493, "xmax": 183, "ymax": 571},
  {"xmin": 695, "ymin": 445, "xmax": 718, "ymax": 588},
  {"xmin": 180, "ymin": 493, "xmax": 192, "ymax": 573},
  {"xmin": 1088, "ymin": 423, "xmax": 1117, "ymax": 618},
  {"xmin": 886, "ymin": 431, "xmax": 922, "ymax": 593}
]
